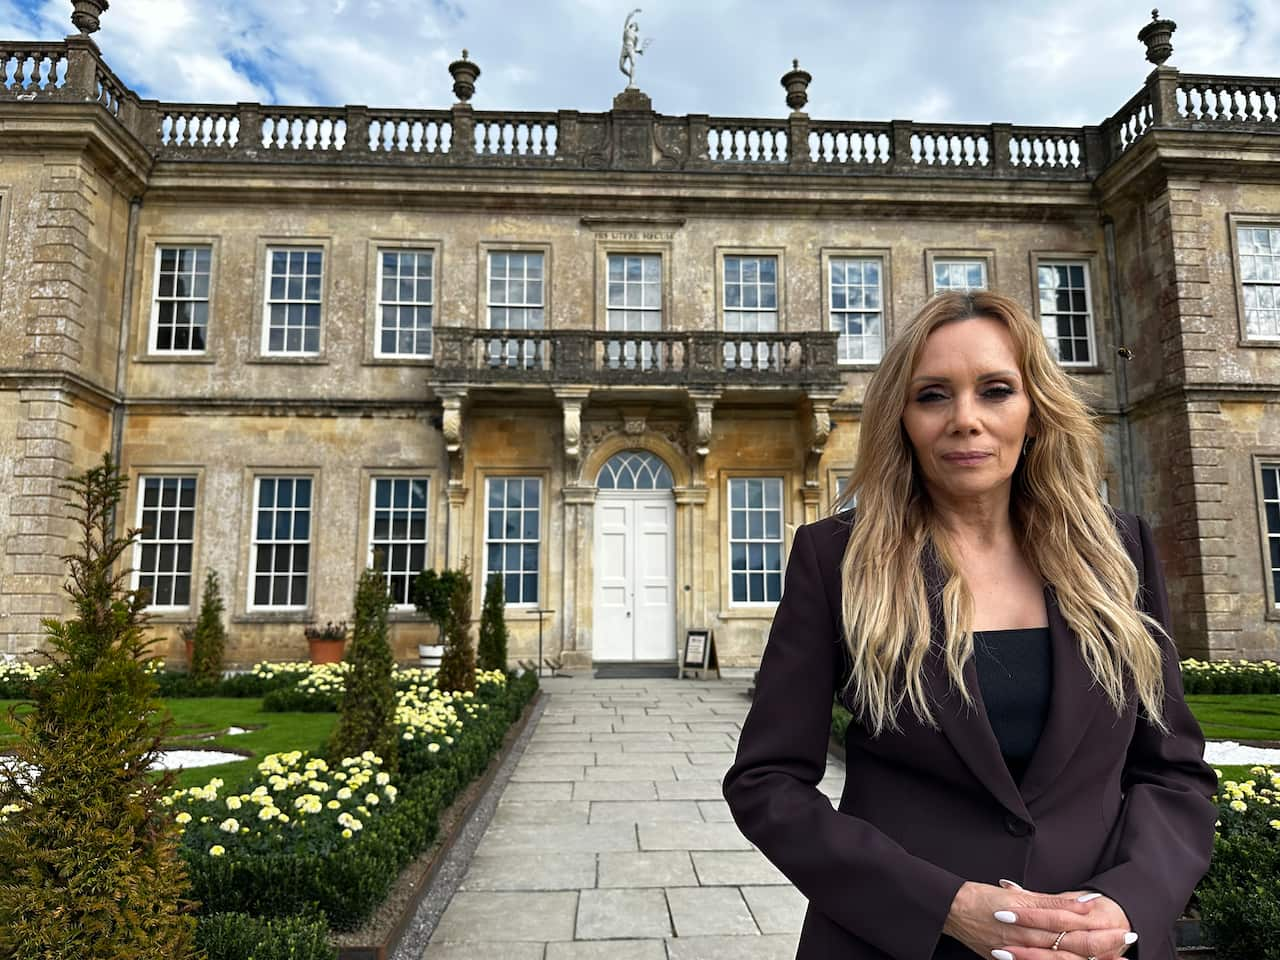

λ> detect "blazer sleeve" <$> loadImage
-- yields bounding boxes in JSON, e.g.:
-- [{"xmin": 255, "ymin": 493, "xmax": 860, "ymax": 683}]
[
  {"xmin": 1081, "ymin": 513, "xmax": 1219, "ymax": 957},
  {"xmin": 722, "ymin": 521, "xmax": 967, "ymax": 959}
]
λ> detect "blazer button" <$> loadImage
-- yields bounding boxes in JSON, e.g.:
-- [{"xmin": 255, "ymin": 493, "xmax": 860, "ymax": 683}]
[{"xmin": 1004, "ymin": 813, "xmax": 1033, "ymax": 837}]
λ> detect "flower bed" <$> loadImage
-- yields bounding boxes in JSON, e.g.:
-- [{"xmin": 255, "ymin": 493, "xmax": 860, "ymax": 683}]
[
  {"xmin": 167, "ymin": 667, "xmax": 537, "ymax": 940},
  {"xmin": 1196, "ymin": 765, "xmax": 1280, "ymax": 958},
  {"xmin": 1182, "ymin": 659, "xmax": 1280, "ymax": 695}
]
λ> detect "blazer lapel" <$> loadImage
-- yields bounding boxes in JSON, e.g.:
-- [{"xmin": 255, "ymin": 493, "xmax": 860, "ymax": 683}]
[
  {"xmin": 921, "ymin": 547, "xmax": 1031, "ymax": 821},
  {"xmin": 920, "ymin": 549, "xmax": 1106, "ymax": 820},
  {"xmin": 1017, "ymin": 584, "xmax": 1106, "ymax": 806}
]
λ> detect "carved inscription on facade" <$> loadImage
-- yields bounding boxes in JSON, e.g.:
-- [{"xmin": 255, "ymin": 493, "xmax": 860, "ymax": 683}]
[{"xmin": 595, "ymin": 230, "xmax": 675, "ymax": 241}]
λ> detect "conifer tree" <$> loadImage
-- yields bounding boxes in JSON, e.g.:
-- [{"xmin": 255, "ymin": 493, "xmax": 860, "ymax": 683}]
[
  {"xmin": 436, "ymin": 558, "xmax": 476, "ymax": 693},
  {"xmin": 477, "ymin": 571, "xmax": 510, "ymax": 672},
  {"xmin": 326, "ymin": 566, "xmax": 399, "ymax": 772},
  {"xmin": 187, "ymin": 567, "xmax": 227, "ymax": 686},
  {"xmin": 0, "ymin": 453, "xmax": 198, "ymax": 959}
]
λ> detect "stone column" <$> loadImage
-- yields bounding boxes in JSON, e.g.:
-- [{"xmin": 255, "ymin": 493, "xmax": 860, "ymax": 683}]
[{"xmin": 561, "ymin": 483, "xmax": 597, "ymax": 668}]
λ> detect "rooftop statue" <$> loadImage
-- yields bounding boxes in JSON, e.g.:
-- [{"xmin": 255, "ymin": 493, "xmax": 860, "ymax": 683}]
[{"xmin": 619, "ymin": 8, "xmax": 653, "ymax": 89}]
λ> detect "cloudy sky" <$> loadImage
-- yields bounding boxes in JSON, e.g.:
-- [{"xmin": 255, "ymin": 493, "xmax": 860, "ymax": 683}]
[{"xmin": 1, "ymin": 1, "xmax": 1277, "ymax": 127}]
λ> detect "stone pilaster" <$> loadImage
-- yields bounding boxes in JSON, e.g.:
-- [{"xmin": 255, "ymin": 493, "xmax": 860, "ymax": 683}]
[
  {"xmin": 561, "ymin": 483, "xmax": 596, "ymax": 667},
  {"xmin": 674, "ymin": 485, "xmax": 709, "ymax": 638},
  {"xmin": 4, "ymin": 386, "xmax": 78, "ymax": 653}
]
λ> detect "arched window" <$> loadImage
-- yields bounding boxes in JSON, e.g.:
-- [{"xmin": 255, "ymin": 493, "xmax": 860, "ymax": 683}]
[{"xmin": 596, "ymin": 450, "xmax": 674, "ymax": 490}]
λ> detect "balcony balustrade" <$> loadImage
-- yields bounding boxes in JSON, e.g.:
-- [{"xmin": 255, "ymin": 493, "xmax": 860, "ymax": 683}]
[{"xmin": 430, "ymin": 328, "xmax": 842, "ymax": 390}]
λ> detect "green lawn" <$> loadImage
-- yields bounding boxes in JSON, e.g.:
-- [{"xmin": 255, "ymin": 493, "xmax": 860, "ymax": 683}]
[{"xmin": 0, "ymin": 699, "xmax": 336, "ymax": 790}]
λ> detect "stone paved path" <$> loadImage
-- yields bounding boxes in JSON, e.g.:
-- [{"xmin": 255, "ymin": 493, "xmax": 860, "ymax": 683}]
[{"xmin": 419, "ymin": 673, "xmax": 846, "ymax": 959}]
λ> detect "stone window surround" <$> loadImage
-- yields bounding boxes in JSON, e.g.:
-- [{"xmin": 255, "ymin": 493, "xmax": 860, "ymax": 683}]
[
  {"xmin": 147, "ymin": 243, "xmax": 213, "ymax": 356},
  {"xmin": 1028, "ymin": 250, "xmax": 1103, "ymax": 371},
  {"xmin": 478, "ymin": 240, "xmax": 553, "ymax": 330},
  {"xmin": 721, "ymin": 470, "xmax": 788, "ymax": 615},
  {"xmin": 1253, "ymin": 455, "xmax": 1280, "ymax": 620},
  {"xmin": 715, "ymin": 245, "xmax": 787, "ymax": 332},
  {"xmin": 473, "ymin": 468, "xmax": 550, "ymax": 618},
  {"xmin": 1227, "ymin": 213, "xmax": 1280, "ymax": 347},
  {"xmin": 249, "ymin": 236, "xmax": 332, "ymax": 365},
  {"xmin": 924, "ymin": 248, "xmax": 996, "ymax": 296},
  {"xmin": 829, "ymin": 468, "xmax": 855, "ymax": 514},
  {"xmin": 820, "ymin": 246, "xmax": 893, "ymax": 369},
  {"xmin": 133, "ymin": 235, "xmax": 221, "ymax": 365},
  {"xmin": 126, "ymin": 465, "xmax": 205, "ymax": 619},
  {"xmin": 594, "ymin": 239, "xmax": 674, "ymax": 331},
  {"xmin": 235, "ymin": 467, "xmax": 321, "ymax": 621},
  {"xmin": 354, "ymin": 467, "xmax": 442, "ymax": 615},
  {"xmin": 364, "ymin": 238, "xmax": 443, "ymax": 365}
]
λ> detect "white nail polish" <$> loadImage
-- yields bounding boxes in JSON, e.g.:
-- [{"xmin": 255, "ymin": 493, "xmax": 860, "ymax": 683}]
[
  {"xmin": 992, "ymin": 950, "xmax": 1015, "ymax": 960},
  {"xmin": 998, "ymin": 878, "xmax": 1024, "ymax": 890},
  {"xmin": 994, "ymin": 910, "xmax": 1018, "ymax": 923},
  {"xmin": 1077, "ymin": 892, "xmax": 1103, "ymax": 902},
  {"xmin": 1124, "ymin": 932, "xmax": 1139, "ymax": 945}
]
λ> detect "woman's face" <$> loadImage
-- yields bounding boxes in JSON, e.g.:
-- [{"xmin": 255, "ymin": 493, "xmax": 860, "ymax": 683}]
[{"xmin": 900, "ymin": 315, "xmax": 1035, "ymax": 508}]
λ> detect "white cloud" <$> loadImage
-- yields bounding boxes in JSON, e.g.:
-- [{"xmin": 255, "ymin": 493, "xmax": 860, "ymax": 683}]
[{"xmin": 2, "ymin": 0, "xmax": 1277, "ymax": 130}]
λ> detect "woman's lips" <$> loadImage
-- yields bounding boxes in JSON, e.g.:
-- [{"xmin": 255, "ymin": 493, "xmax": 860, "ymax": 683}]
[{"xmin": 942, "ymin": 453, "xmax": 992, "ymax": 464}]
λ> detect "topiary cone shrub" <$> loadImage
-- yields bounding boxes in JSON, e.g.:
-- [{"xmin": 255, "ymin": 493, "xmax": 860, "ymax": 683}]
[
  {"xmin": 188, "ymin": 567, "xmax": 227, "ymax": 686},
  {"xmin": 477, "ymin": 571, "xmax": 510, "ymax": 672},
  {"xmin": 326, "ymin": 567, "xmax": 399, "ymax": 773},
  {"xmin": 0, "ymin": 452, "xmax": 199, "ymax": 959},
  {"xmin": 437, "ymin": 557, "xmax": 476, "ymax": 693}
]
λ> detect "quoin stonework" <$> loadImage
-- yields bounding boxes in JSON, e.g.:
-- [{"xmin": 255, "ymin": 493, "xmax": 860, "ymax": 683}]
[{"xmin": 1, "ymin": 9, "xmax": 1278, "ymax": 667}]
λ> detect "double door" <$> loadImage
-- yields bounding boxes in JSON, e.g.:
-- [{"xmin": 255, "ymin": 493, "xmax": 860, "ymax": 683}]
[{"xmin": 592, "ymin": 492, "xmax": 676, "ymax": 661}]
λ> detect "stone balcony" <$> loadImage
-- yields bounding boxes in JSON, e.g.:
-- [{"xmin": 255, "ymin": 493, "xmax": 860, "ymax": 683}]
[
  {"xmin": 430, "ymin": 327, "xmax": 843, "ymax": 399},
  {"xmin": 2, "ymin": 36, "xmax": 1278, "ymax": 183}
]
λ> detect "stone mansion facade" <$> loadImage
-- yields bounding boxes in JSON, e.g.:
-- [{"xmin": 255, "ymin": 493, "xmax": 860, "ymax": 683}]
[{"xmin": 1, "ymin": 10, "xmax": 1278, "ymax": 667}]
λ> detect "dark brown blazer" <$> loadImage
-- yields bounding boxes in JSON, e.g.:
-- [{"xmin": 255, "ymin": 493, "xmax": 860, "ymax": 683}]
[{"xmin": 722, "ymin": 509, "xmax": 1218, "ymax": 960}]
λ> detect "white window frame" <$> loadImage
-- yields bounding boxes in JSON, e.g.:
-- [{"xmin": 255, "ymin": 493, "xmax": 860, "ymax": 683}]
[
  {"xmin": 931, "ymin": 258, "xmax": 989, "ymax": 293},
  {"xmin": 727, "ymin": 476, "xmax": 785, "ymax": 607},
  {"xmin": 606, "ymin": 252, "xmax": 663, "ymax": 332},
  {"xmin": 367, "ymin": 476, "xmax": 430, "ymax": 609},
  {"xmin": 262, "ymin": 246, "xmax": 324, "ymax": 357},
  {"xmin": 375, "ymin": 248, "xmax": 434, "ymax": 359},
  {"xmin": 1234, "ymin": 223, "xmax": 1280, "ymax": 342},
  {"xmin": 150, "ymin": 245, "xmax": 212, "ymax": 355},
  {"xmin": 247, "ymin": 475, "xmax": 313, "ymax": 612},
  {"xmin": 827, "ymin": 255, "xmax": 886, "ymax": 365},
  {"xmin": 722, "ymin": 253, "xmax": 780, "ymax": 333},
  {"xmin": 486, "ymin": 250, "xmax": 546, "ymax": 369},
  {"xmin": 1034, "ymin": 258, "xmax": 1097, "ymax": 367},
  {"xmin": 132, "ymin": 474, "xmax": 198, "ymax": 610},
  {"xmin": 1260, "ymin": 461, "xmax": 1280, "ymax": 612},
  {"xmin": 483, "ymin": 476, "xmax": 542, "ymax": 607}
]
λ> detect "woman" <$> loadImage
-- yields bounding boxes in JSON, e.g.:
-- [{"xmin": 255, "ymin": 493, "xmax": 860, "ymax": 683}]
[{"xmin": 722, "ymin": 292, "xmax": 1218, "ymax": 960}]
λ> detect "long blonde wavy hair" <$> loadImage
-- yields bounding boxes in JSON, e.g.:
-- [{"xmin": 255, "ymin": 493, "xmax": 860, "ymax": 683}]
[{"xmin": 831, "ymin": 290, "xmax": 1169, "ymax": 737}]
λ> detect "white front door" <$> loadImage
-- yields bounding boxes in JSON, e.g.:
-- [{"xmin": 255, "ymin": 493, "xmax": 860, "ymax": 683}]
[{"xmin": 592, "ymin": 491, "xmax": 676, "ymax": 661}]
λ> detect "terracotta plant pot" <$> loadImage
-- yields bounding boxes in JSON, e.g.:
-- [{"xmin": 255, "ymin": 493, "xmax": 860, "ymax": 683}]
[{"xmin": 308, "ymin": 637, "xmax": 346, "ymax": 664}]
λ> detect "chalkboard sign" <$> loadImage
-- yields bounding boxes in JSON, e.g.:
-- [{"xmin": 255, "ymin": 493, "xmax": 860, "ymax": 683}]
[
  {"xmin": 680, "ymin": 628, "xmax": 718, "ymax": 679},
  {"xmin": 682, "ymin": 629, "xmax": 710, "ymax": 668}
]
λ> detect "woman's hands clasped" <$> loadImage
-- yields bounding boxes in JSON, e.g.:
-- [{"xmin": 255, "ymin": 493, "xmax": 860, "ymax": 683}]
[{"xmin": 943, "ymin": 879, "xmax": 1138, "ymax": 960}]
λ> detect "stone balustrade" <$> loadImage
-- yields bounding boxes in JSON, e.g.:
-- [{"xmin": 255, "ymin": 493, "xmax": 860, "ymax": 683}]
[
  {"xmin": 430, "ymin": 328, "xmax": 842, "ymax": 389},
  {"xmin": 3, "ymin": 38, "xmax": 1278, "ymax": 178}
]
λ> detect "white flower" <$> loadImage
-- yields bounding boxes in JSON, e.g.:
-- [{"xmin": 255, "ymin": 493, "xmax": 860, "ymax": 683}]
[{"xmin": 220, "ymin": 818, "xmax": 240, "ymax": 834}]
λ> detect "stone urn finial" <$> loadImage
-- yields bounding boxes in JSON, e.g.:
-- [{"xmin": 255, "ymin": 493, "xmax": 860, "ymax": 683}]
[
  {"xmin": 70, "ymin": 0, "xmax": 109, "ymax": 35},
  {"xmin": 781, "ymin": 58, "xmax": 812, "ymax": 114},
  {"xmin": 448, "ymin": 49, "xmax": 480, "ymax": 104},
  {"xmin": 1138, "ymin": 8, "xmax": 1176, "ymax": 66}
]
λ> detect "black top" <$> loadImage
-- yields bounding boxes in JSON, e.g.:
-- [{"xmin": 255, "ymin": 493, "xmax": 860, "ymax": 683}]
[{"xmin": 972, "ymin": 626, "xmax": 1052, "ymax": 787}]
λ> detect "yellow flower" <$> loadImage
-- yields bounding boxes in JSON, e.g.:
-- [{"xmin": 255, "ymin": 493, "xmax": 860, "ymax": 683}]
[
  {"xmin": 209, "ymin": 845, "xmax": 226, "ymax": 857},
  {"xmin": 175, "ymin": 812, "xmax": 192, "ymax": 825},
  {"xmin": 1270, "ymin": 819, "xmax": 1280, "ymax": 830},
  {"xmin": 1230, "ymin": 800, "xmax": 1248, "ymax": 813},
  {"xmin": 342, "ymin": 828, "xmax": 353, "ymax": 839}
]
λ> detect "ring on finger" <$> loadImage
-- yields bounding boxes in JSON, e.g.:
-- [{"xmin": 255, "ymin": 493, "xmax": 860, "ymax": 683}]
[{"xmin": 1050, "ymin": 930, "xmax": 1067, "ymax": 951}]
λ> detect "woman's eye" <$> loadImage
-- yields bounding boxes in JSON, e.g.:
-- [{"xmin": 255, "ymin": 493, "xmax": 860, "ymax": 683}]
[
  {"xmin": 984, "ymin": 386, "xmax": 1014, "ymax": 399},
  {"xmin": 915, "ymin": 391, "xmax": 945, "ymax": 403},
  {"xmin": 914, "ymin": 385, "xmax": 1014, "ymax": 403}
]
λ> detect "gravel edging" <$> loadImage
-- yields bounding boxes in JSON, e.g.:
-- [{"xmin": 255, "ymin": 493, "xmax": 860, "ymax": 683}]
[{"xmin": 377, "ymin": 687, "xmax": 547, "ymax": 960}]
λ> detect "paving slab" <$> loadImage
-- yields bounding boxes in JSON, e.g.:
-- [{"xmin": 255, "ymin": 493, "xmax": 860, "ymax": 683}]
[
  {"xmin": 638, "ymin": 821, "xmax": 756, "ymax": 851},
  {"xmin": 587, "ymin": 800, "xmax": 704, "ymax": 823},
  {"xmin": 691, "ymin": 850, "xmax": 790, "ymax": 885},
  {"xmin": 597, "ymin": 850, "xmax": 698, "ymax": 888},
  {"xmin": 664, "ymin": 933, "xmax": 800, "ymax": 960},
  {"xmin": 571, "ymin": 780, "xmax": 660, "ymax": 802},
  {"xmin": 474, "ymin": 823, "xmax": 639, "ymax": 856},
  {"xmin": 458, "ymin": 852, "xmax": 597, "ymax": 891},
  {"xmin": 667, "ymin": 886, "xmax": 759, "ymax": 936},
  {"xmin": 741, "ymin": 884, "xmax": 810, "ymax": 933},
  {"xmin": 545, "ymin": 940, "xmax": 666, "ymax": 960},
  {"xmin": 490, "ymin": 801, "xmax": 591, "ymax": 826},
  {"xmin": 431, "ymin": 890, "xmax": 578, "ymax": 942},
  {"xmin": 575, "ymin": 887, "xmax": 673, "ymax": 939},
  {"xmin": 655, "ymin": 779, "xmax": 727, "ymax": 801}
]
